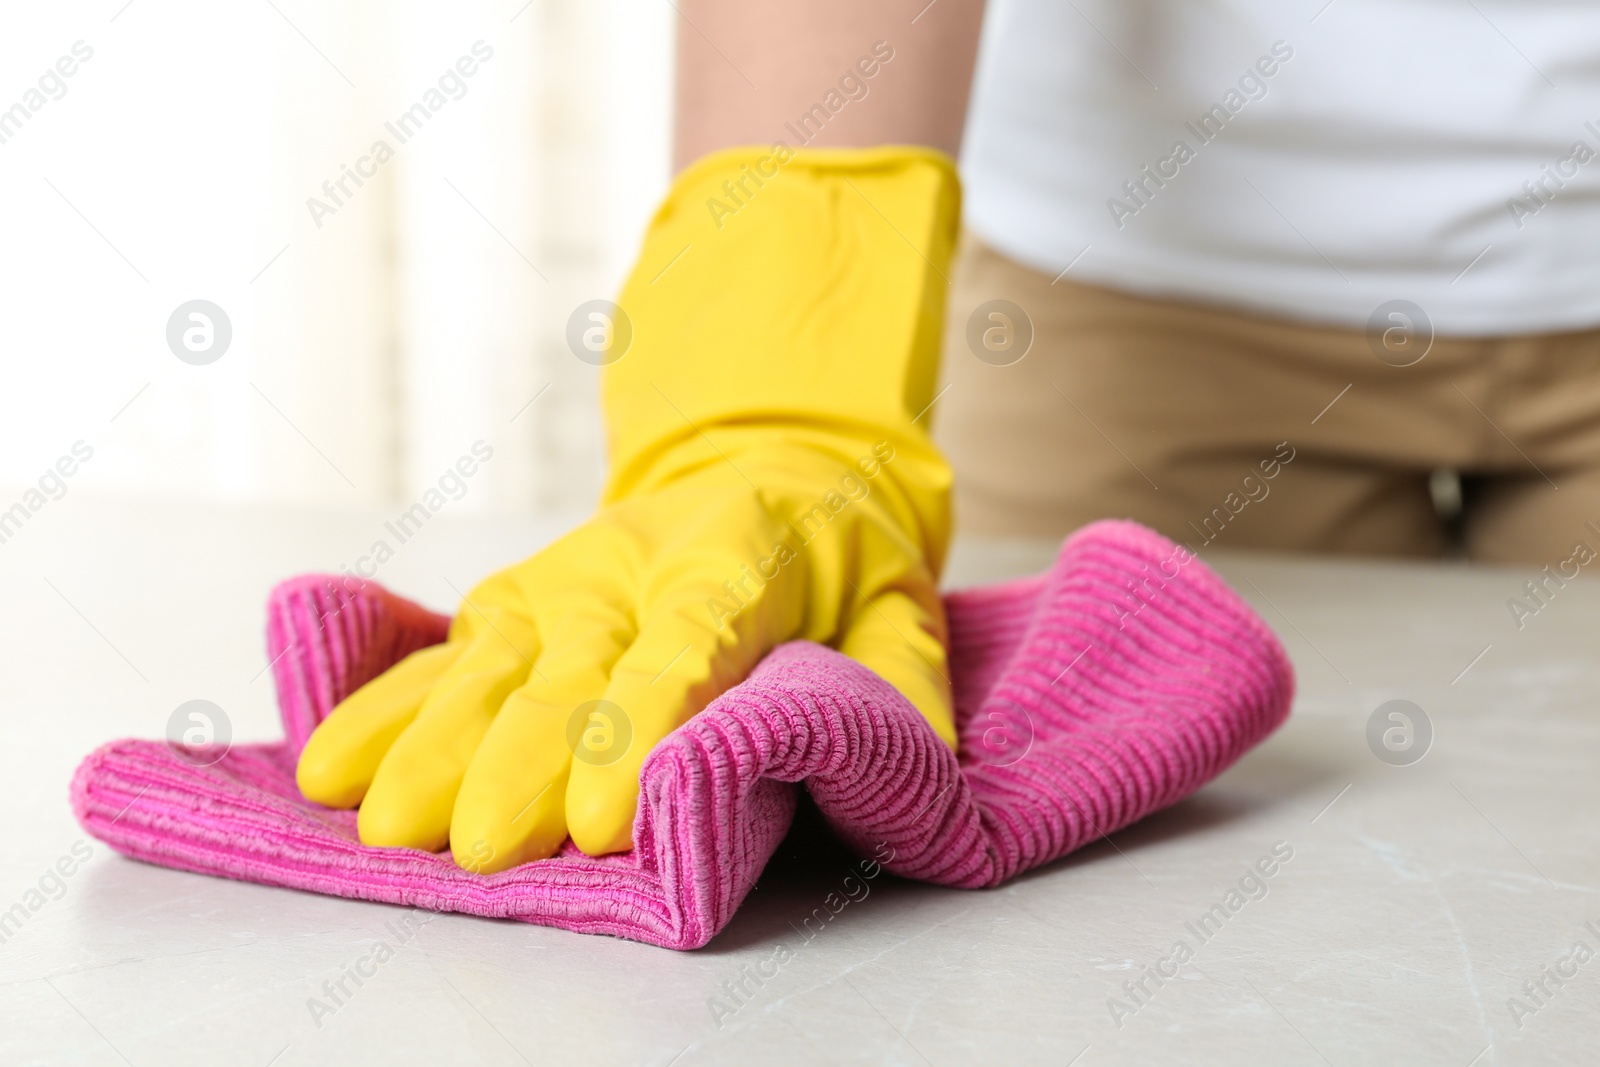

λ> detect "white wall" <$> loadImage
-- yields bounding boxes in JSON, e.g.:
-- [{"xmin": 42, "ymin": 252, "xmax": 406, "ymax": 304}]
[{"xmin": 0, "ymin": 0, "xmax": 673, "ymax": 515}]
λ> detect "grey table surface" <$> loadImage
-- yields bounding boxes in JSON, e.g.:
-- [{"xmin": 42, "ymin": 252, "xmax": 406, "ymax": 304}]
[{"xmin": 1, "ymin": 495, "xmax": 1596, "ymax": 1066}]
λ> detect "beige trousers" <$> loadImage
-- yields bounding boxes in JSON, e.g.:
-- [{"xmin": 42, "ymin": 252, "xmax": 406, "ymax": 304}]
[{"xmin": 936, "ymin": 235, "xmax": 1600, "ymax": 565}]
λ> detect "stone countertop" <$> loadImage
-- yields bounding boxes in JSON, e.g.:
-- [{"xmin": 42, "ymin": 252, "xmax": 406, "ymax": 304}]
[{"xmin": 1, "ymin": 495, "xmax": 1595, "ymax": 1065}]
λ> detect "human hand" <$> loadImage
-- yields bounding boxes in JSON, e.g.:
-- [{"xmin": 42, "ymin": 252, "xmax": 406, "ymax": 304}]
[{"xmin": 296, "ymin": 145, "xmax": 962, "ymax": 872}]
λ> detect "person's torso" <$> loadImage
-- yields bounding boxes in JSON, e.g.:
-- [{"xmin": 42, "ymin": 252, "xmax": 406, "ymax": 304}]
[{"xmin": 962, "ymin": 0, "xmax": 1600, "ymax": 335}]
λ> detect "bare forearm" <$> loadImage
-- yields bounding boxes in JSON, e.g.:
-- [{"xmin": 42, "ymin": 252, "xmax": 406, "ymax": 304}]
[{"xmin": 672, "ymin": 0, "xmax": 987, "ymax": 170}]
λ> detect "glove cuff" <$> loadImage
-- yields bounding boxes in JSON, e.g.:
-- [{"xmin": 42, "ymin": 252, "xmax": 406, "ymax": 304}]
[{"xmin": 598, "ymin": 144, "xmax": 962, "ymax": 572}]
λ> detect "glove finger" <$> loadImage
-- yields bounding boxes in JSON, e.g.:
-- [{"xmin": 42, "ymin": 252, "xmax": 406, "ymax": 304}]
[
  {"xmin": 566, "ymin": 587, "xmax": 770, "ymax": 856},
  {"xmin": 450, "ymin": 608, "xmax": 633, "ymax": 873},
  {"xmin": 358, "ymin": 608, "xmax": 540, "ymax": 851},
  {"xmin": 837, "ymin": 585, "xmax": 957, "ymax": 749},
  {"xmin": 296, "ymin": 641, "xmax": 461, "ymax": 809}
]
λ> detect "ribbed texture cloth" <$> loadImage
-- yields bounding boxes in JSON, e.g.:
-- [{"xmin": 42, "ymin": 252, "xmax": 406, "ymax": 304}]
[{"xmin": 71, "ymin": 520, "xmax": 1293, "ymax": 950}]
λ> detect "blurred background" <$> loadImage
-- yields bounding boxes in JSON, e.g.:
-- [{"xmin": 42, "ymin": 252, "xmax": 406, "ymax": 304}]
[{"xmin": 0, "ymin": 0, "xmax": 672, "ymax": 519}]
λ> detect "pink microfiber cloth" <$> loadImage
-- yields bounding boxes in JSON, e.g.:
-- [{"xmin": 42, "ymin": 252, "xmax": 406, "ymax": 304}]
[{"xmin": 71, "ymin": 520, "xmax": 1293, "ymax": 950}]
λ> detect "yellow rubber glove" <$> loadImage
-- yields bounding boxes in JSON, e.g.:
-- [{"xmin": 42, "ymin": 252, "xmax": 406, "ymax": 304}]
[{"xmin": 296, "ymin": 145, "xmax": 961, "ymax": 873}]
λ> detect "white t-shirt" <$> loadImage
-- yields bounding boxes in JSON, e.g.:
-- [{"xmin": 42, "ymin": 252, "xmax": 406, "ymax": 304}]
[{"xmin": 962, "ymin": 0, "xmax": 1600, "ymax": 335}]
